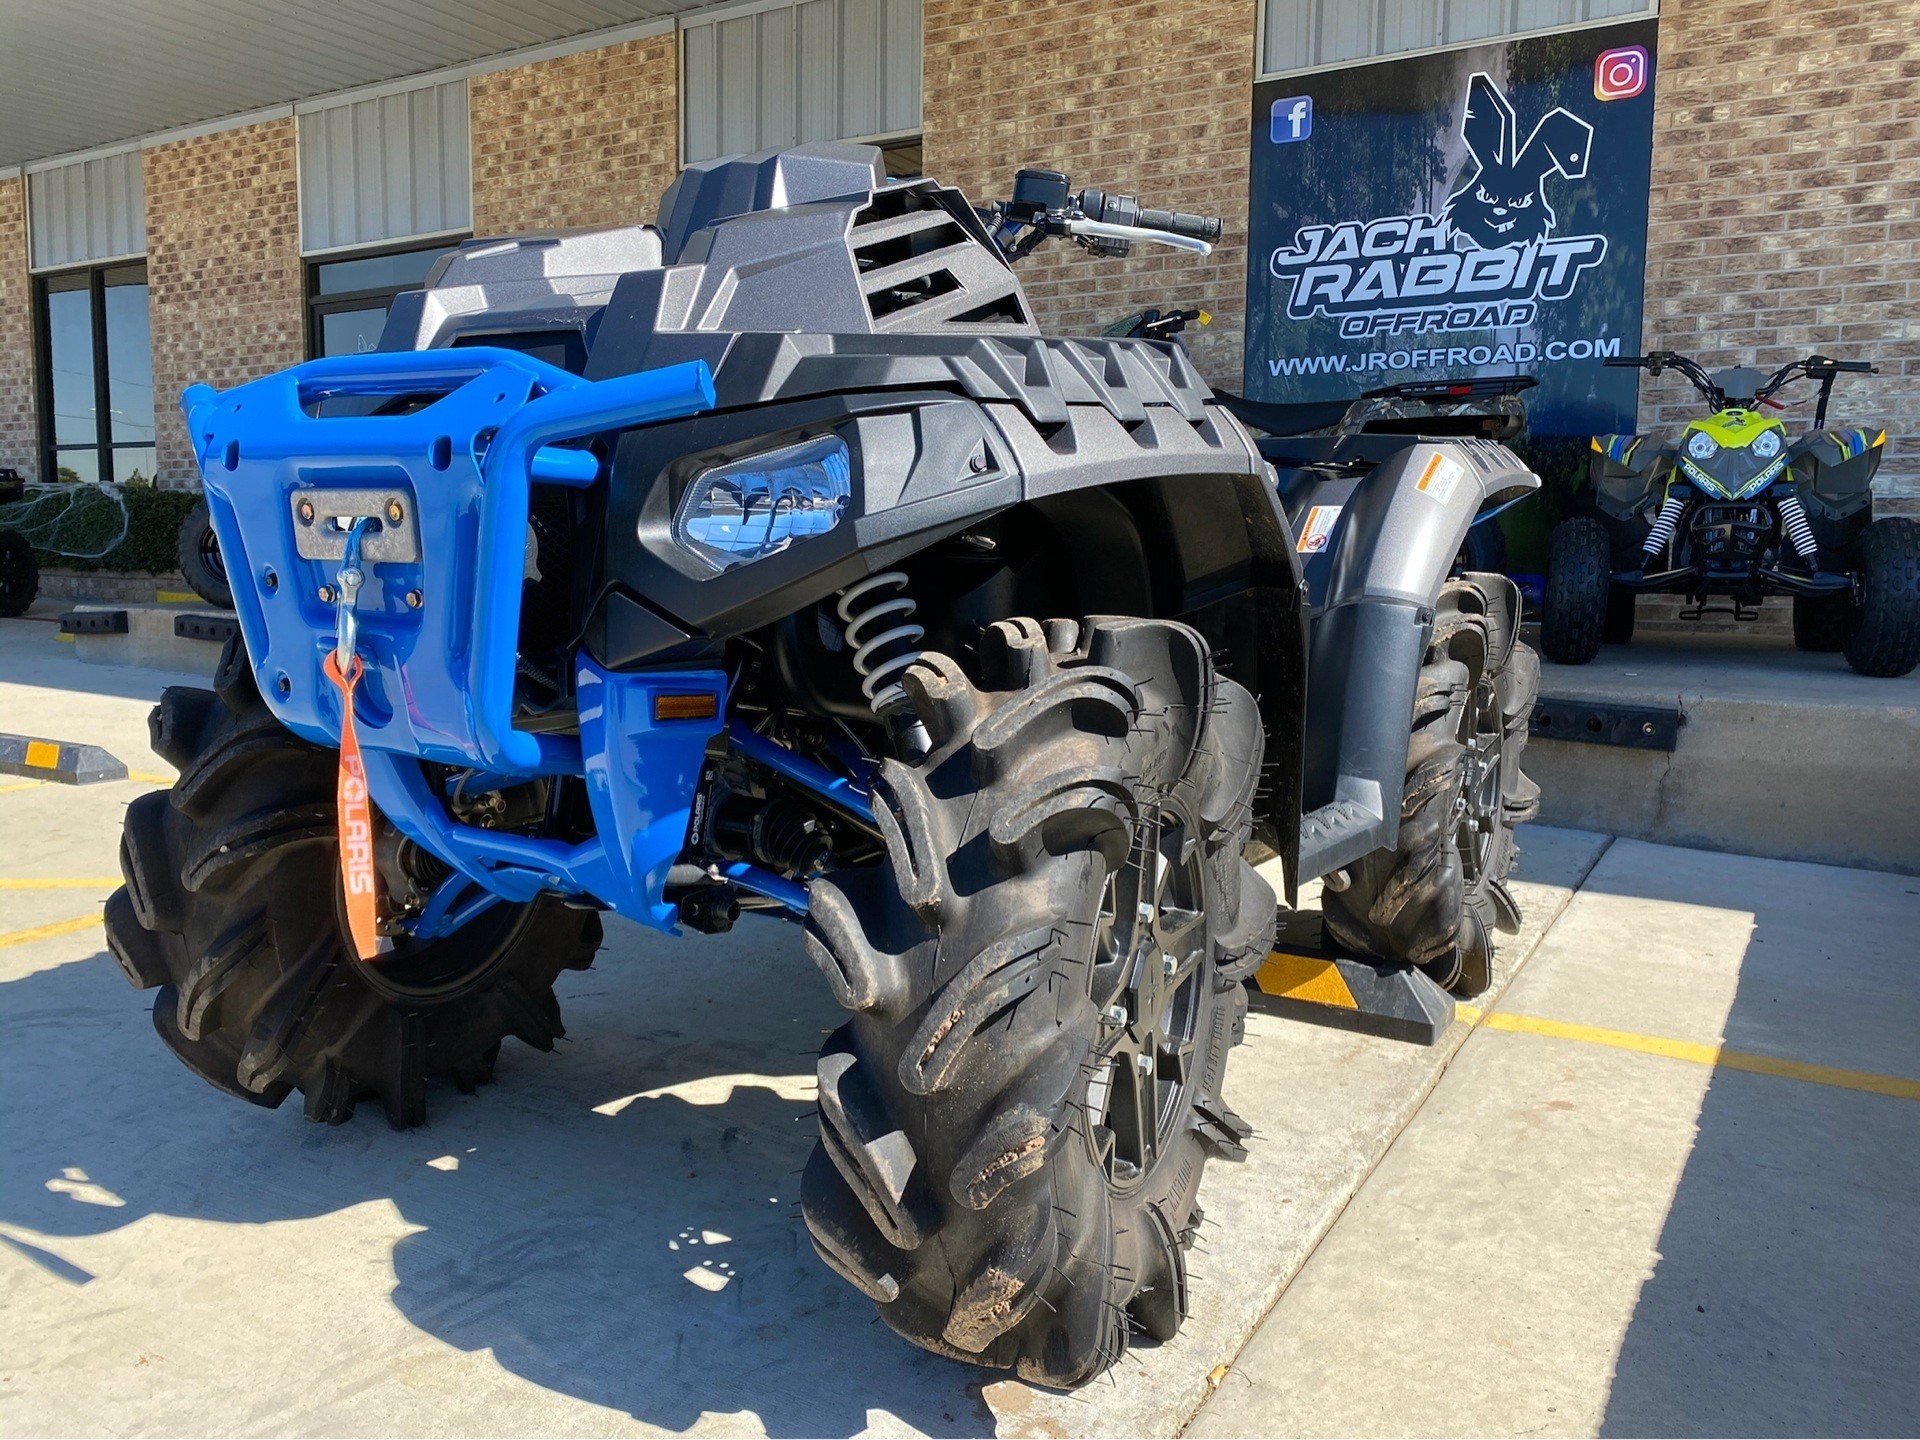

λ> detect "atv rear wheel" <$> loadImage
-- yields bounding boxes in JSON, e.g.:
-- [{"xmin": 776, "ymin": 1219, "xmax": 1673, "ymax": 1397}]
[
  {"xmin": 800, "ymin": 617, "xmax": 1275, "ymax": 1387},
  {"xmin": 1605, "ymin": 587, "xmax": 1637, "ymax": 645},
  {"xmin": 1793, "ymin": 591, "xmax": 1858, "ymax": 653},
  {"xmin": 1843, "ymin": 517, "xmax": 1920, "ymax": 677},
  {"xmin": 105, "ymin": 637, "xmax": 601, "ymax": 1127},
  {"xmin": 1322, "ymin": 576, "xmax": 1540, "ymax": 997},
  {"xmin": 1541, "ymin": 517, "xmax": 1611, "ymax": 665}
]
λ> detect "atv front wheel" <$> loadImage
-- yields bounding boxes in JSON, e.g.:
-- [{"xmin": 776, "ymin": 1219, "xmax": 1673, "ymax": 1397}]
[
  {"xmin": 176, "ymin": 497, "xmax": 233, "ymax": 609},
  {"xmin": 105, "ymin": 637, "xmax": 601, "ymax": 1126},
  {"xmin": 1541, "ymin": 517, "xmax": 1611, "ymax": 665},
  {"xmin": 800, "ymin": 617, "xmax": 1275, "ymax": 1387},
  {"xmin": 1843, "ymin": 517, "xmax": 1920, "ymax": 677},
  {"xmin": 0, "ymin": 526, "xmax": 38, "ymax": 617},
  {"xmin": 1322, "ymin": 576, "xmax": 1540, "ymax": 996}
]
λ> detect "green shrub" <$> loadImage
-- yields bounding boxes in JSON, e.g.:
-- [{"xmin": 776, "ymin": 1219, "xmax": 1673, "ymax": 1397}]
[{"xmin": 32, "ymin": 487, "xmax": 201, "ymax": 574}]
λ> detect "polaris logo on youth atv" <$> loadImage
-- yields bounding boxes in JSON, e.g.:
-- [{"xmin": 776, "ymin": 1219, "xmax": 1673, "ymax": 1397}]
[{"xmin": 1268, "ymin": 73, "xmax": 1607, "ymax": 340}]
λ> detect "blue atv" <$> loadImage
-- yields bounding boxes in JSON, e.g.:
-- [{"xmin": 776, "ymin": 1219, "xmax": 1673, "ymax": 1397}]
[{"xmin": 106, "ymin": 146, "xmax": 1540, "ymax": 1385}]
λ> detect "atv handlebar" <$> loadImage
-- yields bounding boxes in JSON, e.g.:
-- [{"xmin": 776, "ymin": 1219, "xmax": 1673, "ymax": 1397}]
[
  {"xmin": 1607, "ymin": 350, "xmax": 1875, "ymax": 425},
  {"xmin": 985, "ymin": 169, "xmax": 1224, "ymax": 263}
]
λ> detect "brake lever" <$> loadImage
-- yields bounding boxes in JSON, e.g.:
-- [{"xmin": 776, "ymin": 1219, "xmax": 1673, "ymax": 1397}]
[{"xmin": 1063, "ymin": 218, "xmax": 1213, "ymax": 256}]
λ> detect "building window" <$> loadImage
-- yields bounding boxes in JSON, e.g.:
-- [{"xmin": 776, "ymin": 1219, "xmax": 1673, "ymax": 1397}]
[
  {"xmin": 306, "ymin": 240, "xmax": 465, "ymax": 358},
  {"xmin": 34, "ymin": 262, "xmax": 155, "ymax": 486},
  {"xmin": 1259, "ymin": 0, "xmax": 1656, "ymax": 77}
]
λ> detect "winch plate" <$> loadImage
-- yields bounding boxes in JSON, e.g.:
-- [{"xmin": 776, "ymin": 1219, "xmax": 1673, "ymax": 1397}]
[{"xmin": 290, "ymin": 488, "xmax": 421, "ymax": 563}]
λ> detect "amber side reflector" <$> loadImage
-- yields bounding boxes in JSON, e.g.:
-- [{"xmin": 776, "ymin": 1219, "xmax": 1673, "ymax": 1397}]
[{"xmin": 654, "ymin": 693, "xmax": 719, "ymax": 722}]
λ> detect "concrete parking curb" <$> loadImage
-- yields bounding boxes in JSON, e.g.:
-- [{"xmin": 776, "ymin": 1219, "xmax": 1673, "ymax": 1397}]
[{"xmin": 0, "ymin": 732, "xmax": 129, "ymax": 785}]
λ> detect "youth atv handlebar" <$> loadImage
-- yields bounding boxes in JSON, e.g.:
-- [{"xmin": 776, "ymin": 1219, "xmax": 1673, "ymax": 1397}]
[
  {"xmin": 1608, "ymin": 350, "xmax": 1876, "ymax": 425},
  {"xmin": 984, "ymin": 168, "xmax": 1224, "ymax": 263}
]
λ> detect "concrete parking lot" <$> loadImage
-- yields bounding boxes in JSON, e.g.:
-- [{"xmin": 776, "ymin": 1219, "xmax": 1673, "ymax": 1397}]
[{"xmin": 2, "ymin": 610, "xmax": 1916, "ymax": 1438}]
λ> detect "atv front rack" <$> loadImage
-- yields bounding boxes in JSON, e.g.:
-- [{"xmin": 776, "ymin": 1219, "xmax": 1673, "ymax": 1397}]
[{"xmin": 182, "ymin": 347, "xmax": 716, "ymax": 776}]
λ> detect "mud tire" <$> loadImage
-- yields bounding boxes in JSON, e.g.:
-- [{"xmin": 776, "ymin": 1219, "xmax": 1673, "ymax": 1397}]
[
  {"xmin": 1322, "ymin": 576, "xmax": 1540, "ymax": 997},
  {"xmin": 104, "ymin": 636, "xmax": 601, "ymax": 1127},
  {"xmin": 799, "ymin": 617, "xmax": 1274, "ymax": 1387}
]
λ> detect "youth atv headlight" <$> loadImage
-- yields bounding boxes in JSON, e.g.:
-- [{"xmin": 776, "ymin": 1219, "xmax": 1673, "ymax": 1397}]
[{"xmin": 672, "ymin": 436, "xmax": 852, "ymax": 573}]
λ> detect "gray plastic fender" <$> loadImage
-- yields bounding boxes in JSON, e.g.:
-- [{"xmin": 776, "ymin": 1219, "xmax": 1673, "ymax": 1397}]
[{"xmin": 1292, "ymin": 439, "xmax": 1539, "ymax": 883}]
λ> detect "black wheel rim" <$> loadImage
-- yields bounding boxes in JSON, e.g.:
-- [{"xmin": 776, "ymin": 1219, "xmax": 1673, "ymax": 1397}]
[
  {"xmin": 332, "ymin": 873, "xmax": 536, "ymax": 1003},
  {"xmin": 199, "ymin": 525, "xmax": 226, "ymax": 582},
  {"xmin": 1455, "ymin": 679, "xmax": 1504, "ymax": 889},
  {"xmin": 1084, "ymin": 808, "xmax": 1208, "ymax": 1193}
]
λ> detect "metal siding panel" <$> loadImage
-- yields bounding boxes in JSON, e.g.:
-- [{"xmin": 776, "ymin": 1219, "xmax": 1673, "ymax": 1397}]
[
  {"xmin": 1515, "ymin": 0, "xmax": 1580, "ymax": 29},
  {"xmin": 28, "ymin": 153, "xmax": 145, "ymax": 268},
  {"xmin": 758, "ymin": 7, "xmax": 798, "ymax": 149},
  {"xmin": 716, "ymin": 16, "xmax": 760, "ymax": 157},
  {"xmin": 299, "ymin": 78, "xmax": 470, "ymax": 250},
  {"xmin": 1443, "ymin": 0, "xmax": 1512, "ymax": 44},
  {"xmin": 1316, "ymin": 0, "xmax": 1374, "ymax": 64},
  {"xmin": 839, "ymin": 0, "xmax": 880, "ymax": 139},
  {"xmin": 1380, "ymin": 0, "xmax": 1441, "ymax": 56},
  {"xmin": 795, "ymin": 0, "xmax": 839, "ymax": 142},
  {"xmin": 683, "ymin": 23, "xmax": 719, "ymax": 163},
  {"xmin": 883, "ymin": 0, "xmax": 921, "ymax": 132},
  {"xmin": 1262, "ymin": 0, "xmax": 1314, "ymax": 74},
  {"xmin": 441, "ymin": 80, "xmax": 472, "ymax": 230}
]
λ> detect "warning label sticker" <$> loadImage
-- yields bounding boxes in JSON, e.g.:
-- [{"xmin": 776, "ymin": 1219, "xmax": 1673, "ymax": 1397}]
[
  {"xmin": 1298, "ymin": 504, "xmax": 1342, "ymax": 554},
  {"xmin": 1414, "ymin": 453, "xmax": 1464, "ymax": 507}
]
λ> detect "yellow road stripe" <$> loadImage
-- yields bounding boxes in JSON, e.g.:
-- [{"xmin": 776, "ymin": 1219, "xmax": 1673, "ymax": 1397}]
[
  {"xmin": 127, "ymin": 771, "xmax": 173, "ymax": 785},
  {"xmin": 0, "ymin": 878, "xmax": 122, "ymax": 890},
  {"xmin": 0, "ymin": 780, "xmax": 47, "ymax": 796},
  {"xmin": 0, "ymin": 913, "xmax": 103, "ymax": 949},
  {"xmin": 155, "ymin": 591, "xmax": 201, "ymax": 604},
  {"xmin": 1457, "ymin": 1005, "xmax": 1920, "ymax": 1102}
]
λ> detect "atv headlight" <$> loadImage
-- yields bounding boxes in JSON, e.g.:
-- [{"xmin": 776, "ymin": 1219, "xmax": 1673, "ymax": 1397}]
[
  {"xmin": 1686, "ymin": 431, "xmax": 1720, "ymax": 462},
  {"xmin": 672, "ymin": 436, "xmax": 852, "ymax": 574}
]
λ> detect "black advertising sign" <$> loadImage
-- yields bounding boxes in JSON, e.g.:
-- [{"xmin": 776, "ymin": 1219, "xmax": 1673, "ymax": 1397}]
[{"xmin": 1245, "ymin": 21, "xmax": 1658, "ymax": 442}]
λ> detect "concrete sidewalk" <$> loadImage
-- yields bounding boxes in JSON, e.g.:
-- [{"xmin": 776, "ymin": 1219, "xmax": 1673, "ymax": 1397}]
[{"xmin": 1190, "ymin": 840, "xmax": 1920, "ymax": 1438}]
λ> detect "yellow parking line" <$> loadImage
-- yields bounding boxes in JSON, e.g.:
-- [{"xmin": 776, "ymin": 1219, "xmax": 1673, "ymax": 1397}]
[
  {"xmin": 127, "ymin": 771, "xmax": 173, "ymax": 786},
  {"xmin": 0, "ymin": 878, "xmax": 122, "ymax": 890},
  {"xmin": 0, "ymin": 913, "xmax": 104, "ymax": 950},
  {"xmin": 1456, "ymin": 1004, "xmax": 1920, "ymax": 1102},
  {"xmin": 0, "ymin": 780, "xmax": 47, "ymax": 796}
]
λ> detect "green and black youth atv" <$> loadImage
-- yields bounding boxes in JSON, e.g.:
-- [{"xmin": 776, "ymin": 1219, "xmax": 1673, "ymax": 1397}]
[{"xmin": 1542, "ymin": 351, "xmax": 1918, "ymax": 676}]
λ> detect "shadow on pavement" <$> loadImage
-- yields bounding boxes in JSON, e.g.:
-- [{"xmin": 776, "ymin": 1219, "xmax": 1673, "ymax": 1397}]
[
  {"xmin": 0, "ymin": 921, "xmax": 1001, "ymax": 1437},
  {"xmin": 1586, "ymin": 855, "xmax": 1920, "ymax": 1437}
]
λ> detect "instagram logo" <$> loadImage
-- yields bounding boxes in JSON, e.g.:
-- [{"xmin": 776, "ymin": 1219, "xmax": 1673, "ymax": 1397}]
[{"xmin": 1594, "ymin": 45, "xmax": 1649, "ymax": 101}]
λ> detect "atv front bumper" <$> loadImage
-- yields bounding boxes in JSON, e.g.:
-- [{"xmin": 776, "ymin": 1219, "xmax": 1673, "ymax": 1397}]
[{"xmin": 181, "ymin": 347, "xmax": 731, "ymax": 930}]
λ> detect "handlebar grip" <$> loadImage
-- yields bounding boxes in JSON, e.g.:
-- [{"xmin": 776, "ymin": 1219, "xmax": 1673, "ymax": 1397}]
[
  {"xmin": 1137, "ymin": 206, "xmax": 1223, "ymax": 242},
  {"xmin": 1603, "ymin": 356, "xmax": 1646, "ymax": 367}
]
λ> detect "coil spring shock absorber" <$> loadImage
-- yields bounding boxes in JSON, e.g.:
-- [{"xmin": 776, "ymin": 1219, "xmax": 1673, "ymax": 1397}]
[
  {"xmin": 1775, "ymin": 491, "xmax": 1821, "ymax": 564},
  {"xmin": 1643, "ymin": 490, "xmax": 1687, "ymax": 561},
  {"xmin": 835, "ymin": 571, "xmax": 932, "ymax": 758}
]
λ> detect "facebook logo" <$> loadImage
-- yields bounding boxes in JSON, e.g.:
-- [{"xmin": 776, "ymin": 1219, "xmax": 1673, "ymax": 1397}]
[{"xmin": 1270, "ymin": 95, "xmax": 1313, "ymax": 143}]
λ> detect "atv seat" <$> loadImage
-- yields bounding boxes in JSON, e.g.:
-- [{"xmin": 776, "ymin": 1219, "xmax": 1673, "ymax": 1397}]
[{"xmin": 1211, "ymin": 391, "xmax": 1353, "ymax": 437}]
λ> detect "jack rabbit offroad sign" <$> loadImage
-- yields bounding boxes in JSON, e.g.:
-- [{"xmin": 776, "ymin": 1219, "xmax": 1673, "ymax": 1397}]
[{"xmin": 1246, "ymin": 21, "xmax": 1657, "ymax": 442}]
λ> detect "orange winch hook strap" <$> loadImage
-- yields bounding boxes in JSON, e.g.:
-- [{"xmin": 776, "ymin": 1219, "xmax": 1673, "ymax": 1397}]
[{"xmin": 322, "ymin": 651, "xmax": 382, "ymax": 961}]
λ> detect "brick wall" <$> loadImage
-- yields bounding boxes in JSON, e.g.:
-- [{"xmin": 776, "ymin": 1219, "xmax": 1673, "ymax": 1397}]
[
  {"xmin": 1641, "ymin": 0, "xmax": 1920, "ymax": 512},
  {"xmin": 921, "ymin": 0, "xmax": 1255, "ymax": 387},
  {"xmin": 144, "ymin": 118, "xmax": 304, "ymax": 487},
  {"xmin": 470, "ymin": 34, "xmax": 680, "ymax": 236},
  {"xmin": 0, "ymin": 175, "xmax": 36, "ymax": 481}
]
